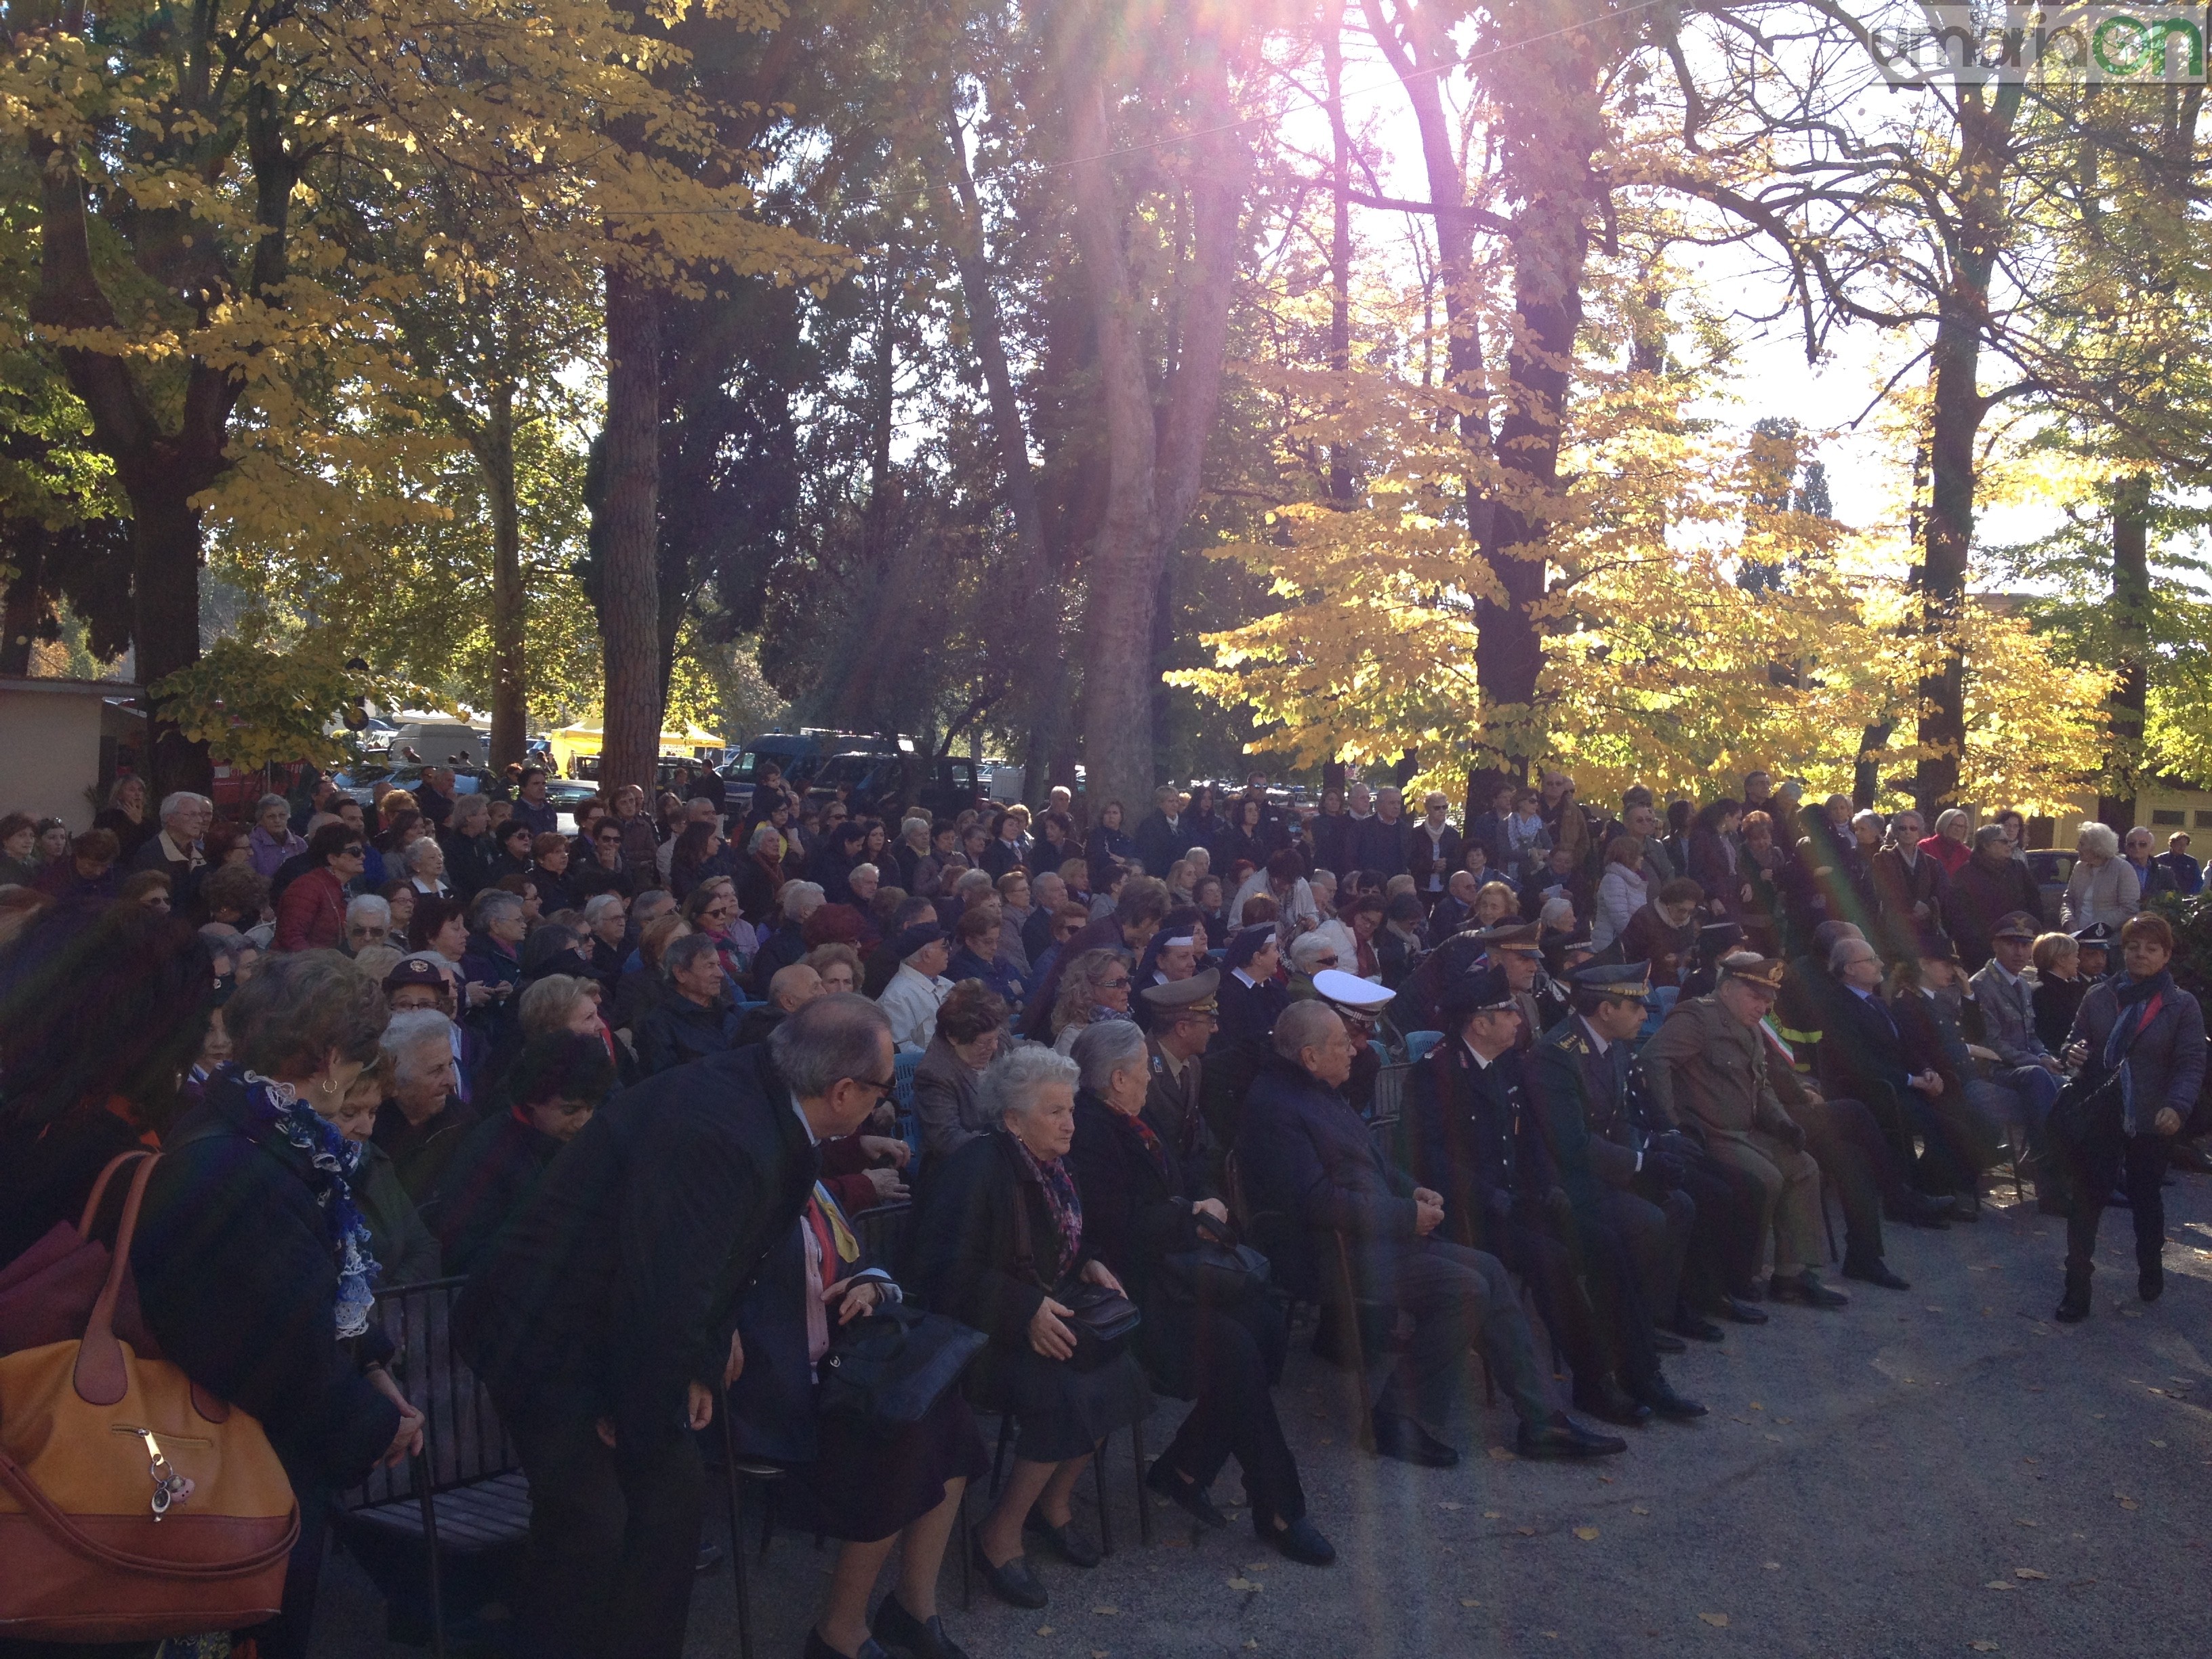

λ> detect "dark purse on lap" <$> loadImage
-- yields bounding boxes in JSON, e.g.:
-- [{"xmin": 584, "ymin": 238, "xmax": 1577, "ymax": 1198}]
[
  {"xmin": 817, "ymin": 1300, "xmax": 989, "ymax": 1431},
  {"xmin": 1057, "ymin": 1281, "xmax": 1142, "ymax": 1372},
  {"xmin": 1158, "ymin": 1212, "xmax": 1270, "ymax": 1307},
  {"xmin": 1008, "ymin": 1165, "xmax": 1141, "ymax": 1372}
]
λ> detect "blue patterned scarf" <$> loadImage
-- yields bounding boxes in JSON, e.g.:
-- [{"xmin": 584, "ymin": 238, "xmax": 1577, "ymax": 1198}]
[
  {"xmin": 1007, "ymin": 1132, "xmax": 1084, "ymax": 1277},
  {"xmin": 239, "ymin": 1069, "xmax": 380, "ymax": 1338}
]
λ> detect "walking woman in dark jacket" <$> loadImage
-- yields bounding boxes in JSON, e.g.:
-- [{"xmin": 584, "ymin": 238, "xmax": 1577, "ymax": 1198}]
[
  {"xmin": 1065, "ymin": 1022, "xmax": 1334, "ymax": 1565},
  {"xmin": 904, "ymin": 1043, "xmax": 1149, "ymax": 1611},
  {"xmin": 2053, "ymin": 912, "xmax": 2207, "ymax": 1321},
  {"xmin": 132, "ymin": 951, "xmax": 422, "ymax": 1658},
  {"xmin": 729, "ymin": 1184, "xmax": 988, "ymax": 1659}
]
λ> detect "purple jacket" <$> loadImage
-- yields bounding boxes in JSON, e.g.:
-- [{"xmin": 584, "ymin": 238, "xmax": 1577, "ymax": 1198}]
[{"xmin": 249, "ymin": 823, "xmax": 308, "ymax": 878}]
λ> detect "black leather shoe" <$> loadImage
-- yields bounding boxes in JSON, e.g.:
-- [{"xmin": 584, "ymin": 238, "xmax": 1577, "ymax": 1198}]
[
  {"xmin": 1950, "ymin": 1191, "xmax": 1982, "ymax": 1222},
  {"xmin": 1717, "ymin": 1296, "xmax": 1769, "ymax": 1326},
  {"xmin": 1841, "ymin": 1259, "xmax": 1910, "ymax": 1291},
  {"xmin": 1887, "ymin": 1193, "xmax": 1953, "ymax": 1229},
  {"xmin": 1370, "ymin": 1410, "xmax": 1460, "ymax": 1468},
  {"xmin": 872, "ymin": 1595, "xmax": 972, "ymax": 1659},
  {"xmin": 1572, "ymin": 1378, "xmax": 1653, "ymax": 1428},
  {"xmin": 1633, "ymin": 1379, "xmax": 1708, "ymax": 1420},
  {"xmin": 1517, "ymin": 1413, "xmax": 1628, "ymax": 1459},
  {"xmin": 1145, "ymin": 1458, "xmax": 1227, "ymax": 1529},
  {"xmin": 1024, "ymin": 1511, "xmax": 1101, "ymax": 1568},
  {"xmin": 1256, "ymin": 1513, "xmax": 1336, "ymax": 1566},
  {"xmin": 2055, "ymin": 1275, "xmax": 2092, "ymax": 1324},
  {"xmin": 694, "ymin": 1542, "xmax": 725, "ymax": 1575},
  {"xmin": 804, "ymin": 1631, "xmax": 892, "ymax": 1659},
  {"xmin": 1650, "ymin": 1328, "xmax": 1688, "ymax": 1353},
  {"xmin": 970, "ymin": 1542, "xmax": 1048, "ymax": 1610},
  {"xmin": 2140, "ymin": 1264, "xmax": 2165, "ymax": 1302},
  {"xmin": 1769, "ymin": 1271, "xmax": 1849, "ymax": 1309},
  {"xmin": 1670, "ymin": 1308, "xmax": 1726, "ymax": 1343}
]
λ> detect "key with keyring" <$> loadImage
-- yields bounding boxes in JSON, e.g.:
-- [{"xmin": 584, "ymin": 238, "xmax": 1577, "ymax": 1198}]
[{"xmin": 139, "ymin": 1429, "xmax": 194, "ymax": 1519}]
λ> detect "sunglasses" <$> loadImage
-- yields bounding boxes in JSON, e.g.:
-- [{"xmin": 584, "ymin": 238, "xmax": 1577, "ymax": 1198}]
[{"xmin": 1099, "ymin": 977, "xmax": 1131, "ymax": 991}]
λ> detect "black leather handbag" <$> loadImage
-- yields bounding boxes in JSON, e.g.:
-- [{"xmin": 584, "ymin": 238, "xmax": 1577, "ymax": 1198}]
[
  {"xmin": 817, "ymin": 1301, "xmax": 989, "ymax": 1431},
  {"xmin": 1158, "ymin": 1212, "xmax": 1270, "ymax": 1307},
  {"xmin": 1058, "ymin": 1281, "xmax": 1143, "ymax": 1372}
]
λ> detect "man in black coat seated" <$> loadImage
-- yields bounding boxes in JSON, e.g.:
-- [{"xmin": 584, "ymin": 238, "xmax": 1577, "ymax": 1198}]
[
  {"xmin": 432, "ymin": 1030, "xmax": 615, "ymax": 1275},
  {"xmin": 1404, "ymin": 969, "xmax": 1703, "ymax": 1427},
  {"xmin": 453, "ymin": 996, "xmax": 897, "ymax": 1659},
  {"xmin": 632, "ymin": 931, "xmax": 739, "ymax": 1075},
  {"xmin": 1235, "ymin": 999, "xmax": 1626, "ymax": 1467}
]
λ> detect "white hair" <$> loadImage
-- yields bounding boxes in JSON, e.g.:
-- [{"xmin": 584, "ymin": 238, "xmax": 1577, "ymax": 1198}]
[
  {"xmin": 1540, "ymin": 895, "xmax": 1576, "ymax": 930},
  {"xmin": 1288, "ymin": 931, "xmax": 1338, "ymax": 972},
  {"xmin": 1071, "ymin": 1017, "xmax": 1147, "ymax": 1094},
  {"xmin": 583, "ymin": 893, "xmax": 627, "ymax": 925},
  {"xmin": 750, "ymin": 823, "xmax": 783, "ymax": 855},
  {"xmin": 978, "ymin": 1040, "xmax": 1080, "ymax": 1126},
  {"xmin": 849, "ymin": 862, "xmax": 879, "ymax": 884},
  {"xmin": 159, "ymin": 791, "xmax": 211, "ymax": 823},
  {"xmin": 346, "ymin": 895, "xmax": 391, "ymax": 928},
  {"xmin": 781, "ymin": 880, "xmax": 825, "ymax": 921},
  {"xmin": 382, "ymin": 1008, "xmax": 455, "ymax": 1076},
  {"xmin": 1827, "ymin": 935, "xmax": 1877, "ymax": 973},
  {"xmin": 403, "ymin": 838, "xmax": 442, "ymax": 872},
  {"xmin": 2076, "ymin": 821, "xmax": 2121, "ymax": 859},
  {"xmin": 256, "ymin": 793, "xmax": 290, "ymax": 817}
]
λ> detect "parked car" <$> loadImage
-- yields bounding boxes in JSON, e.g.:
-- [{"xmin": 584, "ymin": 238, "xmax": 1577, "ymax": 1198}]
[
  {"xmin": 804, "ymin": 750, "xmax": 984, "ymax": 823},
  {"xmin": 387, "ymin": 721, "xmax": 490, "ymax": 768},
  {"xmin": 330, "ymin": 762, "xmax": 499, "ymax": 808}
]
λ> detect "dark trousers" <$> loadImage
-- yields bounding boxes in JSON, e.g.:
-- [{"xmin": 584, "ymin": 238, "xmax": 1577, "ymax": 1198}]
[
  {"xmin": 1380, "ymin": 1239, "xmax": 1551, "ymax": 1431},
  {"xmin": 1467, "ymin": 1208, "xmax": 1657, "ymax": 1399},
  {"xmin": 500, "ymin": 1394, "xmax": 707, "ymax": 1659},
  {"xmin": 2066, "ymin": 1132, "xmax": 2169, "ymax": 1277},
  {"xmin": 1795, "ymin": 1095, "xmax": 1894, "ymax": 1271},
  {"xmin": 1646, "ymin": 1138, "xmax": 1764, "ymax": 1304},
  {"xmin": 1906, "ymin": 1083, "xmax": 2006, "ymax": 1195},
  {"xmin": 1157, "ymin": 1297, "xmax": 1306, "ymax": 1524},
  {"xmin": 1595, "ymin": 1183, "xmax": 1692, "ymax": 1319}
]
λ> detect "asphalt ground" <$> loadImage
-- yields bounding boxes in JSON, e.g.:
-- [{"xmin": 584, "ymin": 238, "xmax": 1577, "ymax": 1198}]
[{"xmin": 311, "ymin": 1168, "xmax": 2212, "ymax": 1658}]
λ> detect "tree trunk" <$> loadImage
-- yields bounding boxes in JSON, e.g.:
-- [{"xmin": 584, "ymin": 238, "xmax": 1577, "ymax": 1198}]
[
  {"xmin": 596, "ymin": 264, "xmax": 663, "ymax": 797},
  {"xmin": 2097, "ymin": 474, "xmax": 2152, "ymax": 833},
  {"xmin": 1066, "ymin": 22, "xmax": 1247, "ymax": 814},
  {"xmin": 477, "ymin": 378, "xmax": 529, "ymax": 773},
  {"xmin": 1911, "ymin": 81, "xmax": 2022, "ymax": 817},
  {"xmin": 935, "ymin": 96, "xmax": 1064, "ymax": 802},
  {"xmin": 129, "ymin": 487, "xmax": 214, "ymax": 794}
]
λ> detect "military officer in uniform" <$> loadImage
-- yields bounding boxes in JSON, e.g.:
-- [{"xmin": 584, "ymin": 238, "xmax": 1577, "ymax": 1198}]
[
  {"xmin": 1311, "ymin": 967, "xmax": 1396, "ymax": 1118},
  {"xmin": 1474, "ymin": 922, "xmax": 1571, "ymax": 1040},
  {"xmin": 1639, "ymin": 954, "xmax": 1849, "ymax": 1308},
  {"xmin": 1532, "ymin": 962, "xmax": 1723, "ymax": 1343},
  {"xmin": 1403, "ymin": 967, "xmax": 1705, "ymax": 1425},
  {"xmin": 1141, "ymin": 970, "xmax": 1221, "ymax": 1187}
]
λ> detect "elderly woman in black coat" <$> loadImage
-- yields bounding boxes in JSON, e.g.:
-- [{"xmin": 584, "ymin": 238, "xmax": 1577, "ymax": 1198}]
[
  {"xmin": 729, "ymin": 1183, "xmax": 987, "ymax": 1659},
  {"xmin": 905, "ymin": 1043, "xmax": 1149, "ymax": 1610},
  {"xmin": 1065, "ymin": 1021, "xmax": 1334, "ymax": 1566},
  {"xmin": 2055, "ymin": 911, "xmax": 2208, "ymax": 1321},
  {"xmin": 131, "ymin": 950, "xmax": 423, "ymax": 1659}
]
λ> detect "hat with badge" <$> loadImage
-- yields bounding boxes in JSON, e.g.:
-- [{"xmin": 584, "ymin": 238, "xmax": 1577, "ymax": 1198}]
[
  {"xmin": 384, "ymin": 957, "xmax": 452, "ymax": 998},
  {"xmin": 1472, "ymin": 921, "xmax": 1543, "ymax": 955},
  {"xmin": 1992, "ymin": 912, "xmax": 2042, "ymax": 943},
  {"xmin": 1141, "ymin": 967, "xmax": 1219, "ymax": 1016},
  {"xmin": 1914, "ymin": 927, "xmax": 1962, "ymax": 964},
  {"xmin": 2069, "ymin": 920, "xmax": 2114, "ymax": 947},
  {"xmin": 1312, "ymin": 967, "xmax": 1396, "ymax": 1020},
  {"xmin": 1718, "ymin": 951, "xmax": 1786, "ymax": 992},
  {"xmin": 1439, "ymin": 964, "xmax": 1520, "ymax": 1020},
  {"xmin": 1568, "ymin": 960, "xmax": 1652, "ymax": 1000},
  {"xmin": 1696, "ymin": 920, "xmax": 1744, "ymax": 957}
]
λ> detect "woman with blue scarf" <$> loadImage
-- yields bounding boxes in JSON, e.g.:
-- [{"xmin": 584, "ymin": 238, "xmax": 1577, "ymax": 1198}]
[
  {"xmin": 2054, "ymin": 912, "xmax": 2207, "ymax": 1322},
  {"xmin": 133, "ymin": 950, "xmax": 424, "ymax": 1658}
]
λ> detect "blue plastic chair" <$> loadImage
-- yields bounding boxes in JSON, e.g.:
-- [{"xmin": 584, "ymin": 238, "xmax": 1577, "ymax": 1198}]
[
  {"xmin": 1404, "ymin": 1029, "xmax": 1445, "ymax": 1063},
  {"xmin": 893, "ymin": 1050, "xmax": 920, "ymax": 1113}
]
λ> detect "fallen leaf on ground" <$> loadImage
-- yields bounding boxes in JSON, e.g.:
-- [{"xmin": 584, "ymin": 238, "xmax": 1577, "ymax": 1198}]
[
  {"xmin": 1774, "ymin": 1417, "xmax": 1792, "ymax": 1425},
  {"xmin": 1225, "ymin": 1578, "xmax": 1263, "ymax": 1593},
  {"xmin": 1438, "ymin": 1500, "xmax": 1463, "ymax": 1510},
  {"xmin": 1517, "ymin": 1526, "xmax": 1537, "ymax": 1536},
  {"xmin": 1749, "ymin": 1401, "xmax": 1763, "ymax": 1410},
  {"xmin": 1036, "ymin": 1628, "xmax": 1053, "ymax": 1637},
  {"xmin": 2015, "ymin": 1519, "xmax": 2038, "ymax": 1528},
  {"xmin": 1484, "ymin": 1511, "xmax": 1503, "ymax": 1519},
  {"xmin": 1763, "ymin": 1562, "xmax": 1780, "ymax": 1570},
  {"xmin": 1460, "ymin": 1598, "xmax": 1481, "ymax": 1607},
  {"xmin": 1698, "ymin": 1612, "xmax": 1729, "ymax": 1628},
  {"xmin": 1488, "ymin": 1446, "xmax": 1515, "ymax": 1460},
  {"xmin": 2013, "ymin": 1568, "xmax": 2047, "ymax": 1580},
  {"xmin": 1574, "ymin": 1526, "xmax": 1601, "ymax": 1540},
  {"xmin": 1764, "ymin": 1434, "xmax": 1783, "ymax": 1443},
  {"xmin": 2119, "ymin": 1498, "xmax": 2141, "ymax": 1511},
  {"xmin": 1969, "ymin": 1641, "xmax": 2000, "ymax": 1651},
  {"xmin": 1632, "ymin": 1506, "xmax": 1651, "ymax": 1516},
  {"xmin": 2150, "ymin": 1440, "xmax": 2167, "ymax": 1449},
  {"xmin": 1984, "ymin": 1580, "xmax": 2018, "ymax": 1591}
]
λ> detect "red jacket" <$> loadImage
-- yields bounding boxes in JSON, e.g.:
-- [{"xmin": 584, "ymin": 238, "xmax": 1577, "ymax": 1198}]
[{"xmin": 274, "ymin": 865, "xmax": 347, "ymax": 952}]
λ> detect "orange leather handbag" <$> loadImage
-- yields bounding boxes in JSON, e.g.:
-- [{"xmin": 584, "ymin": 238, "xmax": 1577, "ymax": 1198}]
[{"xmin": 0, "ymin": 1152, "xmax": 300, "ymax": 1641}]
